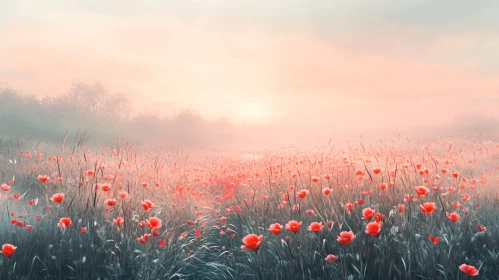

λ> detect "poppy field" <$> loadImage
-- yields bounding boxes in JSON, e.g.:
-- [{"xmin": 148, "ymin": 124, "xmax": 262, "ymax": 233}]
[{"xmin": 1, "ymin": 136, "xmax": 499, "ymax": 279}]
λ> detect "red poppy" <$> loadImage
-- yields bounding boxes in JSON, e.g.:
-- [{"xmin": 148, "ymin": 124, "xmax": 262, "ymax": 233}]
[
  {"xmin": 478, "ymin": 224, "xmax": 487, "ymax": 232},
  {"xmin": 414, "ymin": 186, "xmax": 430, "ymax": 197},
  {"xmin": 146, "ymin": 217, "xmax": 162, "ymax": 230},
  {"xmin": 428, "ymin": 236, "xmax": 440, "ymax": 244},
  {"xmin": 337, "ymin": 231, "xmax": 356, "ymax": 245},
  {"xmin": 137, "ymin": 233, "xmax": 151, "ymax": 244},
  {"xmin": 158, "ymin": 239, "xmax": 167, "ymax": 248},
  {"xmin": 268, "ymin": 223, "xmax": 283, "ymax": 235},
  {"xmin": 37, "ymin": 175, "xmax": 49, "ymax": 183},
  {"xmin": 459, "ymin": 264, "xmax": 478, "ymax": 276},
  {"xmin": 308, "ymin": 222, "xmax": 324, "ymax": 232},
  {"xmin": 1, "ymin": 184, "xmax": 10, "ymax": 191},
  {"xmin": 372, "ymin": 168, "xmax": 382, "ymax": 175},
  {"xmin": 57, "ymin": 217, "xmax": 72, "ymax": 229},
  {"xmin": 0, "ymin": 244, "xmax": 17, "ymax": 257},
  {"xmin": 322, "ymin": 188, "xmax": 332, "ymax": 195},
  {"xmin": 446, "ymin": 212, "xmax": 460, "ymax": 223},
  {"xmin": 296, "ymin": 190, "xmax": 308, "ymax": 199},
  {"xmin": 420, "ymin": 202, "xmax": 437, "ymax": 214},
  {"xmin": 365, "ymin": 222, "xmax": 382, "ymax": 237},
  {"xmin": 101, "ymin": 184, "xmax": 111, "ymax": 192},
  {"xmin": 141, "ymin": 200, "xmax": 155, "ymax": 211},
  {"xmin": 398, "ymin": 204, "xmax": 405, "ymax": 213},
  {"xmin": 80, "ymin": 227, "xmax": 87, "ymax": 234},
  {"xmin": 324, "ymin": 254, "xmax": 338, "ymax": 263},
  {"xmin": 345, "ymin": 203, "xmax": 354, "ymax": 212},
  {"xmin": 285, "ymin": 220, "xmax": 302, "ymax": 233},
  {"xmin": 104, "ymin": 198, "xmax": 117, "ymax": 207},
  {"xmin": 113, "ymin": 217, "xmax": 124, "ymax": 226},
  {"xmin": 119, "ymin": 191, "xmax": 129, "ymax": 199},
  {"xmin": 362, "ymin": 208, "xmax": 375, "ymax": 221},
  {"xmin": 240, "ymin": 234, "xmax": 263, "ymax": 251}
]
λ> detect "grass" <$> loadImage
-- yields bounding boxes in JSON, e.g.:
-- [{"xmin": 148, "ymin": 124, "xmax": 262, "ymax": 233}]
[{"xmin": 1, "ymin": 135, "xmax": 499, "ymax": 279}]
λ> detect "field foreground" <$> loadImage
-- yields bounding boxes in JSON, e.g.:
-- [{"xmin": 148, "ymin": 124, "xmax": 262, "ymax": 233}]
[{"xmin": 1, "ymin": 137, "xmax": 499, "ymax": 279}]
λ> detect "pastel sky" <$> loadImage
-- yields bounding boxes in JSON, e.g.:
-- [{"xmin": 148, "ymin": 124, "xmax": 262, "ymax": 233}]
[{"xmin": 1, "ymin": 0, "xmax": 499, "ymax": 131}]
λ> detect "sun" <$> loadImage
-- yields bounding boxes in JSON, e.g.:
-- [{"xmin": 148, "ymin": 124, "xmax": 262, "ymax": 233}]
[{"xmin": 239, "ymin": 102, "xmax": 269, "ymax": 123}]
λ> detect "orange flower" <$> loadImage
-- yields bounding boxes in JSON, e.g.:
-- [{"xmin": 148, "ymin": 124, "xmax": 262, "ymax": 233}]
[
  {"xmin": 419, "ymin": 202, "xmax": 437, "ymax": 214},
  {"xmin": 285, "ymin": 220, "xmax": 302, "ymax": 233},
  {"xmin": 446, "ymin": 212, "xmax": 460, "ymax": 223},
  {"xmin": 146, "ymin": 217, "xmax": 162, "ymax": 230},
  {"xmin": 0, "ymin": 244, "xmax": 17, "ymax": 257},
  {"xmin": 57, "ymin": 217, "xmax": 72, "ymax": 229},
  {"xmin": 362, "ymin": 207, "xmax": 375, "ymax": 221},
  {"xmin": 240, "ymin": 234, "xmax": 263, "ymax": 251},
  {"xmin": 337, "ymin": 231, "xmax": 356, "ymax": 245},
  {"xmin": 459, "ymin": 264, "xmax": 478, "ymax": 276},
  {"xmin": 268, "ymin": 223, "xmax": 283, "ymax": 235},
  {"xmin": 428, "ymin": 236, "xmax": 440, "ymax": 244},
  {"xmin": 365, "ymin": 222, "xmax": 382, "ymax": 237},
  {"xmin": 324, "ymin": 254, "xmax": 338, "ymax": 263},
  {"xmin": 308, "ymin": 222, "xmax": 324, "ymax": 232}
]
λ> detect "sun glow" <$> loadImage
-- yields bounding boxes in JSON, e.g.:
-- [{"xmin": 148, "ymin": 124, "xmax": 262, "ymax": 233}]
[{"xmin": 239, "ymin": 102, "xmax": 269, "ymax": 123}]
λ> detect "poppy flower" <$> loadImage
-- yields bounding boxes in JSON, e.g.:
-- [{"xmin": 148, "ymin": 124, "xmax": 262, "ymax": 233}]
[
  {"xmin": 0, "ymin": 244, "xmax": 17, "ymax": 257},
  {"xmin": 80, "ymin": 227, "xmax": 87, "ymax": 234},
  {"xmin": 451, "ymin": 172, "xmax": 459, "ymax": 178},
  {"xmin": 365, "ymin": 222, "xmax": 382, "ymax": 237},
  {"xmin": 478, "ymin": 224, "xmax": 487, "ymax": 232},
  {"xmin": 119, "ymin": 191, "xmax": 129, "ymax": 199},
  {"xmin": 308, "ymin": 222, "xmax": 324, "ymax": 232},
  {"xmin": 1, "ymin": 184, "xmax": 10, "ymax": 191},
  {"xmin": 461, "ymin": 193, "xmax": 470, "ymax": 201},
  {"xmin": 324, "ymin": 254, "xmax": 338, "ymax": 263},
  {"xmin": 268, "ymin": 223, "xmax": 283, "ymax": 235},
  {"xmin": 101, "ymin": 184, "xmax": 111, "ymax": 192},
  {"xmin": 311, "ymin": 176, "xmax": 320, "ymax": 183},
  {"xmin": 146, "ymin": 217, "xmax": 162, "ymax": 230},
  {"xmin": 446, "ymin": 212, "xmax": 460, "ymax": 223},
  {"xmin": 113, "ymin": 217, "xmax": 124, "ymax": 226},
  {"xmin": 104, "ymin": 198, "xmax": 117, "ymax": 207},
  {"xmin": 362, "ymin": 207, "xmax": 375, "ymax": 220},
  {"xmin": 398, "ymin": 204, "xmax": 405, "ymax": 213},
  {"xmin": 374, "ymin": 213, "xmax": 385, "ymax": 223},
  {"xmin": 137, "ymin": 233, "xmax": 151, "ymax": 244},
  {"xmin": 322, "ymin": 188, "xmax": 332, "ymax": 195},
  {"xmin": 326, "ymin": 221, "xmax": 334, "ymax": 229},
  {"xmin": 459, "ymin": 264, "xmax": 478, "ymax": 276},
  {"xmin": 345, "ymin": 203, "xmax": 354, "ymax": 212},
  {"xmin": 37, "ymin": 175, "xmax": 49, "ymax": 183},
  {"xmin": 57, "ymin": 217, "xmax": 72, "ymax": 229},
  {"xmin": 372, "ymin": 168, "xmax": 382, "ymax": 175},
  {"xmin": 420, "ymin": 202, "xmax": 437, "ymax": 214},
  {"xmin": 296, "ymin": 190, "xmax": 308, "ymax": 199},
  {"xmin": 240, "ymin": 234, "xmax": 263, "ymax": 251},
  {"xmin": 337, "ymin": 231, "xmax": 356, "ymax": 245},
  {"xmin": 414, "ymin": 186, "xmax": 430, "ymax": 197},
  {"xmin": 429, "ymin": 236, "xmax": 440, "ymax": 244},
  {"xmin": 306, "ymin": 209, "xmax": 315, "ymax": 216},
  {"xmin": 158, "ymin": 239, "xmax": 167, "ymax": 248},
  {"xmin": 285, "ymin": 220, "xmax": 302, "ymax": 233},
  {"xmin": 141, "ymin": 200, "xmax": 155, "ymax": 211}
]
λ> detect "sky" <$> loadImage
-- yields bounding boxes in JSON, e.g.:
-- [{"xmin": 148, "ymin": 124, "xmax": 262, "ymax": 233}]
[{"xmin": 1, "ymin": 0, "xmax": 499, "ymax": 132}]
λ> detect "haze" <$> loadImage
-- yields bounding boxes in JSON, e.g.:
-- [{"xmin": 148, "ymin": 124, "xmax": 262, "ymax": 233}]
[{"xmin": 1, "ymin": 0, "xmax": 499, "ymax": 148}]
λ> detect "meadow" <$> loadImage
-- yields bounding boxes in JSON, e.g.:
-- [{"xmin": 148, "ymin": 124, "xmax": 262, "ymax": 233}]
[{"xmin": 1, "ymin": 135, "xmax": 498, "ymax": 279}]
